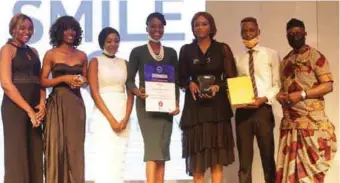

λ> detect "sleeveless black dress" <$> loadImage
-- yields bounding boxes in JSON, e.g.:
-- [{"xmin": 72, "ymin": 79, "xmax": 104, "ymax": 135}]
[{"xmin": 1, "ymin": 41, "xmax": 43, "ymax": 183}]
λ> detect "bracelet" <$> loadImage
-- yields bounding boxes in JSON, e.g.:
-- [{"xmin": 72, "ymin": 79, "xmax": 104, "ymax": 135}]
[{"xmin": 301, "ymin": 90, "xmax": 307, "ymax": 100}]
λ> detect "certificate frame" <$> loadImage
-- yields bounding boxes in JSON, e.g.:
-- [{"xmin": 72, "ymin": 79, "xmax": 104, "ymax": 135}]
[{"xmin": 144, "ymin": 64, "xmax": 176, "ymax": 113}]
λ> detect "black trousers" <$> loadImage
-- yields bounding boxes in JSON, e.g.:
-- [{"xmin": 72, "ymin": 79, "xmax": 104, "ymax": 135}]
[
  {"xmin": 235, "ymin": 104, "xmax": 275, "ymax": 183},
  {"xmin": 1, "ymin": 84, "xmax": 43, "ymax": 183}
]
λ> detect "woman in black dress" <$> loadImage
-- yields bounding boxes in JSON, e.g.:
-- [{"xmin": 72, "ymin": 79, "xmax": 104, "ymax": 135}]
[
  {"xmin": 0, "ymin": 13, "xmax": 45, "ymax": 183},
  {"xmin": 41, "ymin": 16, "xmax": 88, "ymax": 183},
  {"xmin": 179, "ymin": 12, "xmax": 237, "ymax": 182}
]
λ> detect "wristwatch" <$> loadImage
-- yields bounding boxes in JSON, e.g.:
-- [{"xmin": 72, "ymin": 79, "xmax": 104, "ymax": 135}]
[{"xmin": 301, "ymin": 90, "xmax": 307, "ymax": 100}]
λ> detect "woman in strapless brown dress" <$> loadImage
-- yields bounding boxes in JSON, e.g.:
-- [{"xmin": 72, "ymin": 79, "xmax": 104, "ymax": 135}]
[{"xmin": 40, "ymin": 15, "xmax": 88, "ymax": 183}]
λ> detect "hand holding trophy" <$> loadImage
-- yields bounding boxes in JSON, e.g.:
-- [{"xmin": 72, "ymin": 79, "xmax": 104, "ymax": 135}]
[{"xmin": 197, "ymin": 75, "xmax": 216, "ymax": 99}]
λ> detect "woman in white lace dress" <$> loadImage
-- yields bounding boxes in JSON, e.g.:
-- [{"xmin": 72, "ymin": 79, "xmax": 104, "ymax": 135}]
[{"xmin": 88, "ymin": 27, "xmax": 134, "ymax": 183}]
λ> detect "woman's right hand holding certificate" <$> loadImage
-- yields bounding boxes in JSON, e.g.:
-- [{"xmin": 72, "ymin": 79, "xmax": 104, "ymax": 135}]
[{"xmin": 134, "ymin": 87, "xmax": 148, "ymax": 100}]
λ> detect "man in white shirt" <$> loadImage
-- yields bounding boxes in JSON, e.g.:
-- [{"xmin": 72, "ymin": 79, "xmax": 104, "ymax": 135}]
[{"xmin": 234, "ymin": 17, "xmax": 280, "ymax": 183}]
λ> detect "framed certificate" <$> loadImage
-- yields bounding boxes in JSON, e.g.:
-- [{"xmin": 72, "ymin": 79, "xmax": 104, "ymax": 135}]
[
  {"xmin": 144, "ymin": 64, "xmax": 176, "ymax": 113},
  {"xmin": 227, "ymin": 76, "xmax": 255, "ymax": 108}
]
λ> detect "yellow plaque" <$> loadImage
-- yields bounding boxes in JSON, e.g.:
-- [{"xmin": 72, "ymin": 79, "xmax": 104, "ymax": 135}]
[{"xmin": 227, "ymin": 76, "xmax": 255, "ymax": 108}]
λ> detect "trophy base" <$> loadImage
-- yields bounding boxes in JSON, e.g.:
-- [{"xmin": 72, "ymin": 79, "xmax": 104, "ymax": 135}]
[{"xmin": 200, "ymin": 89, "xmax": 213, "ymax": 96}]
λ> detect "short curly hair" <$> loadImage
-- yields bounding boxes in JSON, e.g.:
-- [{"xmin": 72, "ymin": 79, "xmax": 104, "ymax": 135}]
[{"xmin": 49, "ymin": 15, "xmax": 82, "ymax": 47}]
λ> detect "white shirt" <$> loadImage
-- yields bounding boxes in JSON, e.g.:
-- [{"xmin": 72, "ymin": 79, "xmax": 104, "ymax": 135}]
[{"xmin": 235, "ymin": 44, "xmax": 281, "ymax": 104}]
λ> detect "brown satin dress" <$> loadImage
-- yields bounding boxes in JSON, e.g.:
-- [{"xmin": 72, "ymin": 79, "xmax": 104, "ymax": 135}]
[{"xmin": 44, "ymin": 63, "xmax": 86, "ymax": 183}]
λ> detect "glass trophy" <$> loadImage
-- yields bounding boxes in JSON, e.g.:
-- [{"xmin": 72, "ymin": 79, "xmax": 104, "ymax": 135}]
[{"xmin": 197, "ymin": 75, "xmax": 216, "ymax": 95}]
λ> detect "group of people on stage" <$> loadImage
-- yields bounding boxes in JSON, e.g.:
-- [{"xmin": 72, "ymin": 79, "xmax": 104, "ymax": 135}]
[{"xmin": 0, "ymin": 10, "xmax": 336, "ymax": 183}]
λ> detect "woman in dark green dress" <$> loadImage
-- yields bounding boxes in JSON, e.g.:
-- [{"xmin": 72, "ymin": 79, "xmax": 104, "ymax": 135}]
[{"xmin": 126, "ymin": 12, "xmax": 180, "ymax": 183}]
